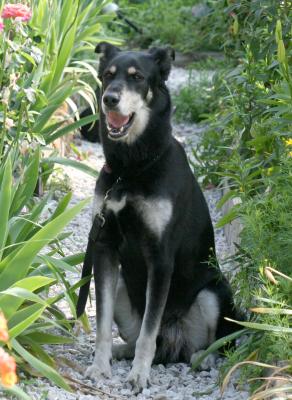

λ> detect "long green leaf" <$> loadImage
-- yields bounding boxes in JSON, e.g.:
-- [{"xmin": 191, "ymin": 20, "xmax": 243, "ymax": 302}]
[
  {"xmin": 9, "ymin": 305, "xmax": 46, "ymax": 339},
  {"xmin": 8, "ymin": 303, "xmax": 44, "ymax": 331},
  {"xmin": 51, "ymin": 18, "xmax": 77, "ymax": 89},
  {"xmin": 45, "ymin": 113, "xmax": 99, "ymax": 144},
  {"xmin": 12, "ymin": 338, "xmax": 72, "ymax": 391},
  {"xmin": 192, "ymin": 329, "xmax": 247, "ymax": 370},
  {"xmin": 0, "ymin": 287, "xmax": 48, "ymax": 307},
  {"xmin": 42, "ymin": 156, "xmax": 98, "ymax": 178},
  {"xmin": 20, "ymin": 337, "xmax": 55, "ymax": 368},
  {"xmin": 0, "ymin": 198, "xmax": 90, "ymax": 290},
  {"xmin": 0, "ymin": 154, "xmax": 12, "ymax": 259},
  {"xmin": 12, "ymin": 193, "xmax": 51, "ymax": 245},
  {"xmin": 2, "ymin": 385, "xmax": 32, "ymax": 400},
  {"xmin": 45, "ymin": 192, "xmax": 72, "ymax": 223},
  {"xmin": 225, "ymin": 318, "xmax": 292, "ymax": 333},
  {"xmin": 215, "ymin": 205, "xmax": 241, "ymax": 228},
  {"xmin": 0, "ymin": 276, "xmax": 55, "ymax": 320},
  {"xmin": 23, "ymin": 331, "xmax": 73, "ymax": 345},
  {"xmin": 34, "ymin": 84, "xmax": 73, "ymax": 132},
  {"xmin": 10, "ymin": 148, "xmax": 40, "ymax": 216}
]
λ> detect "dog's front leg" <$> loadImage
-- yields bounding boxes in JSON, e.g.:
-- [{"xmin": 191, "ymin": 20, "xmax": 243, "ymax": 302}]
[
  {"xmin": 127, "ymin": 252, "xmax": 172, "ymax": 392},
  {"xmin": 86, "ymin": 243, "xmax": 119, "ymax": 380}
]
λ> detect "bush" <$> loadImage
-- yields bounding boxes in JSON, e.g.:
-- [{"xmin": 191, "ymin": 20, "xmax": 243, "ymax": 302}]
[
  {"xmin": 117, "ymin": 0, "xmax": 221, "ymax": 53},
  {"xmin": 173, "ymin": 74, "xmax": 216, "ymax": 123},
  {"xmin": 187, "ymin": 1, "xmax": 292, "ymax": 395}
]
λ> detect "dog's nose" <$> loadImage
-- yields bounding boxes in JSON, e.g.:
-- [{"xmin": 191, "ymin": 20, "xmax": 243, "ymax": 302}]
[{"xmin": 103, "ymin": 92, "xmax": 120, "ymax": 108}]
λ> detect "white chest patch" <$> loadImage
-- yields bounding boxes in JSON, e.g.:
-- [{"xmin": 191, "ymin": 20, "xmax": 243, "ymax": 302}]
[
  {"xmin": 92, "ymin": 193, "xmax": 104, "ymax": 222},
  {"xmin": 134, "ymin": 197, "xmax": 173, "ymax": 238},
  {"xmin": 106, "ymin": 196, "xmax": 127, "ymax": 214},
  {"xmin": 92, "ymin": 192, "xmax": 127, "ymax": 219}
]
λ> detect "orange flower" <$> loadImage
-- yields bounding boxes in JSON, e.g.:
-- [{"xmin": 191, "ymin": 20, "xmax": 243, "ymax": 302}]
[
  {"xmin": 0, "ymin": 312, "xmax": 8, "ymax": 343},
  {"xmin": 0, "ymin": 348, "xmax": 17, "ymax": 388},
  {"xmin": 2, "ymin": 3, "xmax": 32, "ymax": 22},
  {"xmin": 1, "ymin": 370, "xmax": 18, "ymax": 388}
]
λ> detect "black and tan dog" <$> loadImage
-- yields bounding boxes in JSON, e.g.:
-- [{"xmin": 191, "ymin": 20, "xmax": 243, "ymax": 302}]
[{"xmin": 77, "ymin": 43, "xmax": 239, "ymax": 392}]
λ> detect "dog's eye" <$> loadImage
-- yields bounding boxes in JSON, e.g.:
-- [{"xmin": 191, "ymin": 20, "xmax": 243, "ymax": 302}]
[
  {"xmin": 131, "ymin": 73, "xmax": 144, "ymax": 81},
  {"xmin": 104, "ymin": 71, "xmax": 114, "ymax": 79}
]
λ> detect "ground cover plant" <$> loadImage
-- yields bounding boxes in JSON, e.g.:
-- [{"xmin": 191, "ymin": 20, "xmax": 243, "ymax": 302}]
[{"xmin": 0, "ymin": 1, "xmax": 118, "ymax": 397}]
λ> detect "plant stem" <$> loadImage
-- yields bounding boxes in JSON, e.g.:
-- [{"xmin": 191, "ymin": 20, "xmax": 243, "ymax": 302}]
[
  {"xmin": 13, "ymin": 100, "xmax": 25, "ymax": 165},
  {"xmin": 0, "ymin": 102, "xmax": 7, "ymax": 159},
  {"xmin": 0, "ymin": 31, "xmax": 9, "ymax": 89}
]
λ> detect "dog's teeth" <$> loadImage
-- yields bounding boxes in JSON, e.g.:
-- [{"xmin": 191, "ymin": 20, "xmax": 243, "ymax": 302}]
[{"xmin": 120, "ymin": 126, "xmax": 124, "ymax": 132}]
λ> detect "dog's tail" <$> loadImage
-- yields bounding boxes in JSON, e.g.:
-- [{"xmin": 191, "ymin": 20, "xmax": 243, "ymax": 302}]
[{"xmin": 76, "ymin": 240, "xmax": 94, "ymax": 318}]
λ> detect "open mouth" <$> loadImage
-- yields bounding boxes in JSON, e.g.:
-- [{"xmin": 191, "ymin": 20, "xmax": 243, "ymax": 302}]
[{"xmin": 106, "ymin": 111, "xmax": 135, "ymax": 139}]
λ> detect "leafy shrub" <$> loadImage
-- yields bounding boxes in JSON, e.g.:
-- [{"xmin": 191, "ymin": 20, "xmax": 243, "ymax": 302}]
[
  {"xmin": 187, "ymin": 1, "xmax": 292, "ymax": 395},
  {"xmin": 220, "ymin": 154, "xmax": 292, "ymax": 396},
  {"xmin": 173, "ymin": 75, "xmax": 216, "ymax": 123},
  {"xmin": 117, "ymin": 0, "xmax": 220, "ymax": 53}
]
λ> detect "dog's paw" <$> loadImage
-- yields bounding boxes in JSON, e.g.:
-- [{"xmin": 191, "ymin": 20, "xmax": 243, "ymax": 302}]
[
  {"xmin": 85, "ymin": 359, "xmax": 112, "ymax": 381},
  {"xmin": 190, "ymin": 350, "xmax": 217, "ymax": 371},
  {"xmin": 127, "ymin": 366, "xmax": 150, "ymax": 393}
]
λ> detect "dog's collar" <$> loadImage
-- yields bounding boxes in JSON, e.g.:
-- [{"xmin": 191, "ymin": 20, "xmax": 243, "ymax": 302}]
[
  {"xmin": 103, "ymin": 162, "xmax": 112, "ymax": 174},
  {"xmin": 102, "ymin": 145, "xmax": 169, "ymax": 180}
]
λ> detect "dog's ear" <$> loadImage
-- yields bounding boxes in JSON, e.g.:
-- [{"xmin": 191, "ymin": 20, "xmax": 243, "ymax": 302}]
[
  {"xmin": 149, "ymin": 47, "xmax": 175, "ymax": 81},
  {"xmin": 95, "ymin": 42, "xmax": 120, "ymax": 79},
  {"xmin": 95, "ymin": 42, "xmax": 120, "ymax": 58}
]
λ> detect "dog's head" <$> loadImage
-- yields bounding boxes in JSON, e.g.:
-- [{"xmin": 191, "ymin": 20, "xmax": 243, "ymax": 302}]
[{"xmin": 96, "ymin": 42, "xmax": 174, "ymax": 144}]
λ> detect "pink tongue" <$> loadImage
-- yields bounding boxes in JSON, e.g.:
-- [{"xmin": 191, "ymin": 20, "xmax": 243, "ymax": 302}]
[{"xmin": 107, "ymin": 111, "xmax": 130, "ymax": 129}]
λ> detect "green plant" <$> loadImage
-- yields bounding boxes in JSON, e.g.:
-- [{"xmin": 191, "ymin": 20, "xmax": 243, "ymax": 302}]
[
  {"xmin": 0, "ymin": 0, "xmax": 118, "ymax": 397},
  {"xmin": 0, "ymin": 0, "xmax": 121, "ymax": 177},
  {"xmin": 186, "ymin": 2, "xmax": 292, "ymax": 396},
  {"xmin": 173, "ymin": 74, "xmax": 216, "ymax": 123},
  {"xmin": 116, "ymin": 0, "xmax": 220, "ymax": 53},
  {"xmin": 0, "ymin": 149, "xmax": 90, "ymax": 397}
]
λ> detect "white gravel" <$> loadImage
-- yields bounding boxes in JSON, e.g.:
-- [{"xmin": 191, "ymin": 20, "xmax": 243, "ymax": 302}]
[{"xmin": 1, "ymin": 68, "xmax": 249, "ymax": 400}]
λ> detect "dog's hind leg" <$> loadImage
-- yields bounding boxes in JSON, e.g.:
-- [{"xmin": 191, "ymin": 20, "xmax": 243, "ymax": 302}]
[
  {"xmin": 113, "ymin": 274, "xmax": 141, "ymax": 360},
  {"xmin": 182, "ymin": 289, "xmax": 220, "ymax": 370},
  {"xmin": 86, "ymin": 242, "xmax": 119, "ymax": 380}
]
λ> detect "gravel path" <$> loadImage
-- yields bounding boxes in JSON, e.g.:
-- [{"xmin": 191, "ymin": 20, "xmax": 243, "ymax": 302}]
[{"xmin": 3, "ymin": 68, "xmax": 249, "ymax": 400}]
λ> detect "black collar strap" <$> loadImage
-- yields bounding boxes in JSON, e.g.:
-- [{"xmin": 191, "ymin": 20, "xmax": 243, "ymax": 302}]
[{"xmin": 103, "ymin": 144, "xmax": 170, "ymax": 181}]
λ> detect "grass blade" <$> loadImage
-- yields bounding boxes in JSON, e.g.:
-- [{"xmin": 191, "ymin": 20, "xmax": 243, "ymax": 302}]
[
  {"xmin": 191, "ymin": 329, "xmax": 247, "ymax": 370},
  {"xmin": 12, "ymin": 338, "xmax": 72, "ymax": 391},
  {"xmin": 42, "ymin": 157, "xmax": 98, "ymax": 178},
  {"xmin": 0, "ymin": 154, "xmax": 12, "ymax": 259}
]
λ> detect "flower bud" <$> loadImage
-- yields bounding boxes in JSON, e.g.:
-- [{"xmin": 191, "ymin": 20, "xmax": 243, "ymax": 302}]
[{"xmin": 277, "ymin": 39, "xmax": 286, "ymax": 64}]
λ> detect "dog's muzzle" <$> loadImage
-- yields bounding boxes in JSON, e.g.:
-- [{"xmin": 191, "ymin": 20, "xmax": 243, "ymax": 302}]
[{"xmin": 105, "ymin": 110, "xmax": 135, "ymax": 140}]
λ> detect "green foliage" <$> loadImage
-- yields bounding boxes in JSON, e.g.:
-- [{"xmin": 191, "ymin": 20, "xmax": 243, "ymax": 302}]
[
  {"xmin": 236, "ymin": 155, "xmax": 292, "ymax": 302},
  {"xmin": 173, "ymin": 74, "xmax": 216, "ymax": 123},
  {"xmin": 117, "ymin": 0, "xmax": 219, "ymax": 53},
  {"xmin": 0, "ymin": 149, "xmax": 90, "ymax": 394},
  {"xmin": 171, "ymin": 0, "xmax": 292, "ymax": 394},
  {"xmin": 0, "ymin": 0, "xmax": 117, "ymax": 396},
  {"xmin": 0, "ymin": 0, "xmax": 119, "ymax": 165}
]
